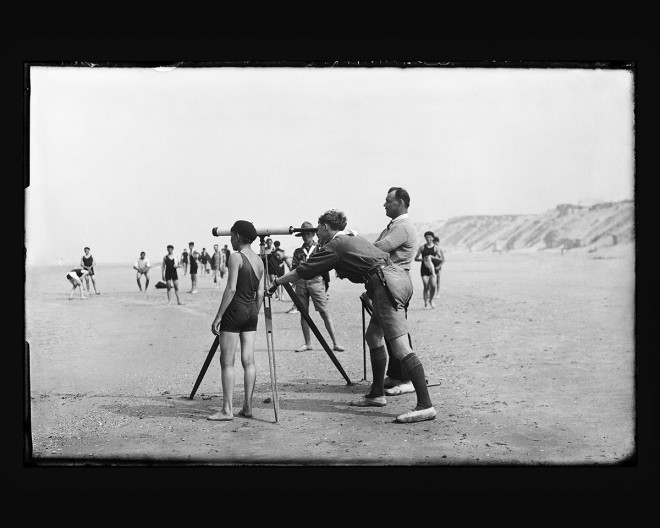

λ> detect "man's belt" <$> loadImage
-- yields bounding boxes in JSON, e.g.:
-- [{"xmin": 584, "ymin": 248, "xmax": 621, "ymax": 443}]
[{"xmin": 363, "ymin": 265, "xmax": 399, "ymax": 311}]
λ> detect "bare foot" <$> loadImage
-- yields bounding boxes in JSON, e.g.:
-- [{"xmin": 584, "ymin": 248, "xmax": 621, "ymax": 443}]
[
  {"xmin": 207, "ymin": 411, "xmax": 233, "ymax": 421},
  {"xmin": 177, "ymin": 302, "xmax": 183, "ymax": 305},
  {"xmin": 237, "ymin": 409, "xmax": 253, "ymax": 419}
]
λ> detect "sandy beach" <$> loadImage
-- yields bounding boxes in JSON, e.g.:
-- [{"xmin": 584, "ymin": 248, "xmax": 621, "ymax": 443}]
[{"xmin": 24, "ymin": 245, "xmax": 635, "ymax": 466}]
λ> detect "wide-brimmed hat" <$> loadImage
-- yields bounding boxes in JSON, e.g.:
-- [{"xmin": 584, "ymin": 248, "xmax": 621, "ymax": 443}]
[{"xmin": 295, "ymin": 221, "xmax": 315, "ymax": 237}]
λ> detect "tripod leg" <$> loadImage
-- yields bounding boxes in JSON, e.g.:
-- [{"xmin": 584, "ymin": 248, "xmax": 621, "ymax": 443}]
[
  {"xmin": 263, "ymin": 292, "xmax": 280, "ymax": 423},
  {"xmin": 281, "ymin": 282, "xmax": 352, "ymax": 385},
  {"xmin": 361, "ymin": 302, "xmax": 367, "ymax": 381},
  {"xmin": 189, "ymin": 335, "xmax": 220, "ymax": 399}
]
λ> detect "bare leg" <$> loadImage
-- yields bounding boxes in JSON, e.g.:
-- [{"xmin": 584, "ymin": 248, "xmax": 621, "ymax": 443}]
[
  {"xmin": 166, "ymin": 282, "xmax": 172, "ymax": 304},
  {"xmin": 239, "ymin": 331, "xmax": 257, "ymax": 417},
  {"xmin": 136, "ymin": 272, "xmax": 143, "ymax": 291},
  {"xmin": 144, "ymin": 273, "xmax": 150, "ymax": 291},
  {"xmin": 319, "ymin": 309, "xmax": 343, "ymax": 350},
  {"xmin": 421, "ymin": 276, "xmax": 431, "ymax": 308},
  {"xmin": 428, "ymin": 280, "xmax": 436, "ymax": 309},
  {"xmin": 300, "ymin": 317, "xmax": 312, "ymax": 346},
  {"xmin": 173, "ymin": 280, "xmax": 182, "ymax": 305},
  {"xmin": 208, "ymin": 331, "xmax": 241, "ymax": 420},
  {"xmin": 90, "ymin": 275, "xmax": 99, "ymax": 294}
]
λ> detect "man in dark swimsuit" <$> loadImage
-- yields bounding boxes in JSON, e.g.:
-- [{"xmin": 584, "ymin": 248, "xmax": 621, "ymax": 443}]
[
  {"xmin": 162, "ymin": 245, "xmax": 183, "ymax": 305},
  {"xmin": 208, "ymin": 220, "xmax": 265, "ymax": 422},
  {"xmin": 187, "ymin": 241, "xmax": 199, "ymax": 293}
]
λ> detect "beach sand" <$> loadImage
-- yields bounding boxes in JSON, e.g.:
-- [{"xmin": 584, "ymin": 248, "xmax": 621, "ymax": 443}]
[{"xmin": 24, "ymin": 245, "xmax": 635, "ymax": 465}]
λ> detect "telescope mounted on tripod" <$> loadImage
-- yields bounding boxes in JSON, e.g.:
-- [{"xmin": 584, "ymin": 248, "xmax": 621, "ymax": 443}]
[{"xmin": 212, "ymin": 225, "xmax": 318, "ymax": 237}]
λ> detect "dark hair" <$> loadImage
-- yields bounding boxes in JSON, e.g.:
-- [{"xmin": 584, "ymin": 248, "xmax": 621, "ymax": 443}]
[
  {"xmin": 167, "ymin": 245, "xmax": 174, "ymax": 249},
  {"xmin": 318, "ymin": 209, "xmax": 348, "ymax": 231},
  {"xmin": 388, "ymin": 187, "xmax": 410, "ymax": 208},
  {"xmin": 274, "ymin": 241, "xmax": 281, "ymax": 247},
  {"xmin": 424, "ymin": 231, "xmax": 434, "ymax": 238},
  {"xmin": 231, "ymin": 220, "xmax": 258, "ymax": 243},
  {"xmin": 84, "ymin": 247, "xmax": 90, "ymax": 251},
  {"xmin": 433, "ymin": 237, "xmax": 439, "ymax": 243}
]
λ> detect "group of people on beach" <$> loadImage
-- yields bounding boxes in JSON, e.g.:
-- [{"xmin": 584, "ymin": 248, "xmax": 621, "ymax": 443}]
[
  {"xmin": 206, "ymin": 186, "xmax": 445, "ymax": 425},
  {"xmin": 65, "ymin": 187, "xmax": 445, "ymax": 426}
]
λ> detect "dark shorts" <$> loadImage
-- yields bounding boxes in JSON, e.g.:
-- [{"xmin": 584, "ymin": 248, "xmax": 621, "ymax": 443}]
[
  {"xmin": 420, "ymin": 265, "xmax": 433, "ymax": 277},
  {"xmin": 220, "ymin": 302, "xmax": 259, "ymax": 333},
  {"xmin": 165, "ymin": 269, "xmax": 178, "ymax": 281},
  {"xmin": 190, "ymin": 261, "xmax": 198, "ymax": 273}
]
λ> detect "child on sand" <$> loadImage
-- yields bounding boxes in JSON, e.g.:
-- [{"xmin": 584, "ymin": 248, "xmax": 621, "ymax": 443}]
[{"xmin": 208, "ymin": 220, "xmax": 265, "ymax": 421}]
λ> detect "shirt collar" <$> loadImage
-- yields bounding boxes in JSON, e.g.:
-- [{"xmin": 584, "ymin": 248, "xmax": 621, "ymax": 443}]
[{"xmin": 387, "ymin": 213, "xmax": 409, "ymax": 227}]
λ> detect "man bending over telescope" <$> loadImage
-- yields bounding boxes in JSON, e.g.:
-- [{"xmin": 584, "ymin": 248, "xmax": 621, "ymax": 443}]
[{"xmin": 267, "ymin": 208, "xmax": 436, "ymax": 424}]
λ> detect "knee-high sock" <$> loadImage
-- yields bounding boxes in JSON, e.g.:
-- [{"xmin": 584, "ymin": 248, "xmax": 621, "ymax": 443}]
[
  {"xmin": 368, "ymin": 345, "xmax": 388, "ymax": 397},
  {"xmin": 400, "ymin": 353, "xmax": 433, "ymax": 409}
]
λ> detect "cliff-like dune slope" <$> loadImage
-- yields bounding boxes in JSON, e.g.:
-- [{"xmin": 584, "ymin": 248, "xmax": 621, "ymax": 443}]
[{"xmin": 364, "ymin": 200, "xmax": 634, "ymax": 253}]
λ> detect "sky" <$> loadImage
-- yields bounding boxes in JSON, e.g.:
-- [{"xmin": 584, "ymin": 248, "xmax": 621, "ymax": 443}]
[{"xmin": 25, "ymin": 65, "xmax": 634, "ymax": 266}]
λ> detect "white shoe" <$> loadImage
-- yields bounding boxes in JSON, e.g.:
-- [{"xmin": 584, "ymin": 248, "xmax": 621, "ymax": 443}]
[
  {"xmin": 295, "ymin": 344, "xmax": 313, "ymax": 352},
  {"xmin": 395, "ymin": 407, "xmax": 437, "ymax": 423},
  {"xmin": 384, "ymin": 381, "xmax": 415, "ymax": 396}
]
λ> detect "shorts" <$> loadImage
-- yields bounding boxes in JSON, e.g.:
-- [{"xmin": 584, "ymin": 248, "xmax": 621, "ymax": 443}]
[
  {"xmin": 294, "ymin": 276, "xmax": 328, "ymax": 313},
  {"xmin": 220, "ymin": 302, "xmax": 259, "ymax": 333},
  {"xmin": 66, "ymin": 273, "xmax": 81, "ymax": 283},
  {"xmin": 366, "ymin": 265, "xmax": 413, "ymax": 341},
  {"xmin": 165, "ymin": 269, "xmax": 178, "ymax": 281}
]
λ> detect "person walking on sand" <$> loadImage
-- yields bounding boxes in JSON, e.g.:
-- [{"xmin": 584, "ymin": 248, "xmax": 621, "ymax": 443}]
[
  {"xmin": 162, "ymin": 245, "xmax": 183, "ymax": 305},
  {"xmin": 432, "ymin": 236, "xmax": 445, "ymax": 298},
  {"xmin": 80, "ymin": 247, "xmax": 100, "ymax": 295},
  {"xmin": 414, "ymin": 231, "xmax": 439, "ymax": 309},
  {"xmin": 133, "ymin": 251, "xmax": 151, "ymax": 291},
  {"xmin": 66, "ymin": 267, "xmax": 90, "ymax": 300},
  {"xmin": 290, "ymin": 221, "xmax": 344, "ymax": 352},
  {"xmin": 181, "ymin": 247, "xmax": 189, "ymax": 276},
  {"xmin": 187, "ymin": 241, "xmax": 199, "ymax": 293},
  {"xmin": 211, "ymin": 243, "xmax": 226, "ymax": 289},
  {"xmin": 270, "ymin": 209, "xmax": 436, "ymax": 423},
  {"xmin": 207, "ymin": 220, "xmax": 265, "ymax": 421},
  {"xmin": 370, "ymin": 186, "xmax": 417, "ymax": 396}
]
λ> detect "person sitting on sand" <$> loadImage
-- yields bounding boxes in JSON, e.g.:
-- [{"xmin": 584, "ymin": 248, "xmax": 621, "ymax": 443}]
[
  {"xmin": 208, "ymin": 220, "xmax": 265, "ymax": 422},
  {"xmin": 133, "ymin": 251, "xmax": 151, "ymax": 291},
  {"xmin": 66, "ymin": 268, "xmax": 90, "ymax": 300},
  {"xmin": 162, "ymin": 245, "xmax": 183, "ymax": 306}
]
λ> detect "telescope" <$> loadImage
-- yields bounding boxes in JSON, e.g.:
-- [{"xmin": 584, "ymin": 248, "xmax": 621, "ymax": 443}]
[{"xmin": 212, "ymin": 225, "xmax": 318, "ymax": 237}]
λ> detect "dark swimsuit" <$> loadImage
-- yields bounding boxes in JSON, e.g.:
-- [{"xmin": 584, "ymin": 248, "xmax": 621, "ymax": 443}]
[
  {"xmin": 189, "ymin": 252, "xmax": 198, "ymax": 274},
  {"xmin": 220, "ymin": 252, "xmax": 261, "ymax": 333},
  {"xmin": 420, "ymin": 245, "xmax": 437, "ymax": 277},
  {"xmin": 164, "ymin": 255, "xmax": 178, "ymax": 281},
  {"xmin": 82, "ymin": 255, "xmax": 94, "ymax": 275}
]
